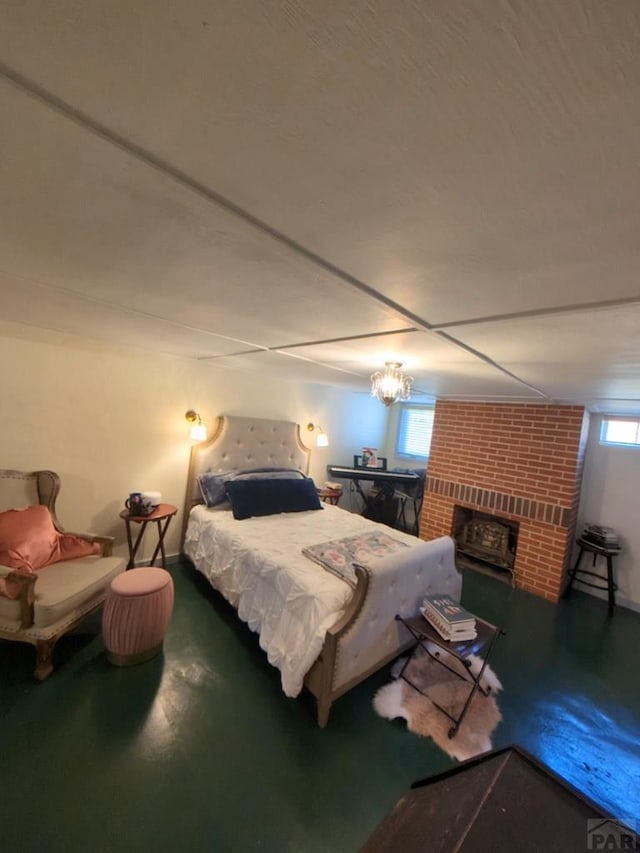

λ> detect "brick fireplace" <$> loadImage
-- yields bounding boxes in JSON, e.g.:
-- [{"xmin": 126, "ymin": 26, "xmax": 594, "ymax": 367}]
[{"xmin": 420, "ymin": 402, "xmax": 590, "ymax": 602}]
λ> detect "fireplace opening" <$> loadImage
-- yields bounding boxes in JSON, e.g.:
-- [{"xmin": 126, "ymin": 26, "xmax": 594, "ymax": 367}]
[{"xmin": 452, "ymin": 505, "xmax": 519, "ymax": 586}]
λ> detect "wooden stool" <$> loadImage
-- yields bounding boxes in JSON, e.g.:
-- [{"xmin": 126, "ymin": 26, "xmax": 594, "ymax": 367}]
[
  {"xmin": 102, "ymin": 567, "xmax": 174, "ymax": 665},
  {"xmin": 564, "ymin": 538, "xmax": 620, "ymax": 616},
  {"xmin": 316, "ymin": 487, "xmax": 342, "ymax": 505}
]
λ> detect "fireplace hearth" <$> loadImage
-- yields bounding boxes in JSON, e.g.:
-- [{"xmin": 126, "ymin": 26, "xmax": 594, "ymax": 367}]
[{"xmin": 452, "ymin": 506, "xmax": 519, "ymax": 586}]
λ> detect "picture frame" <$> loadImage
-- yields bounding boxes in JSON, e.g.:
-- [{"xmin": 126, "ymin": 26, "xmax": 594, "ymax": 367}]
[
  {"xmin": 353, "ymin": 454, "xmax": 388, "ymax": 470},
  {"xmin": 362, "ymin": 447, "xmax": 378, "ymax": 468}
]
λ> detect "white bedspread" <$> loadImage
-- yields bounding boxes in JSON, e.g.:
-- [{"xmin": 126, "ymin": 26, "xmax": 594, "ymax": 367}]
[{"xmin": 183, "ymin": 504, "xmax": 421, "ymax": 697}]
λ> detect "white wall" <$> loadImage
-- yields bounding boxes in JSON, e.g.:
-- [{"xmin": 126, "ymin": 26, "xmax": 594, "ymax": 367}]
[
  {"xmin": 0, "ymin": 325, "xmax": 388, "ymax": 563},
  {"xmin": 578, "ymin": 414, "xmax": 640, "ymax": 611}
]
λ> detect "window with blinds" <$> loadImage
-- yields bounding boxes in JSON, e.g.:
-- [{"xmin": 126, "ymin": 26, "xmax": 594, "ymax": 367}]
[
  {"xmin": 600, "ymin": 417, "xmax": 640, "ymax": 447},
  {"xmin": 396, "ymin": 404, "xmax": 435, "ymax": 460}
]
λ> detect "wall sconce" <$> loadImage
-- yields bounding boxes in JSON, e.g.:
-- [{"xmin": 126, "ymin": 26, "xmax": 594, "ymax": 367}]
[
  {"xmin": 307, "ymin": 423, "xmax": 329, "ymax": 448},
  {"xmin": 371, "ymin": 362, "xmax": 413, "ymax": 407},
  {"xmin": 185, "ymin": 410, "xmax": 207, "ymax": 441}
]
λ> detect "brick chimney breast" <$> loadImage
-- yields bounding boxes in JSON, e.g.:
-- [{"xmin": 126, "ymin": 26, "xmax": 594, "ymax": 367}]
[{"xmin": 421, "ymin": 402, "xmax": 590, "ymax": 602}]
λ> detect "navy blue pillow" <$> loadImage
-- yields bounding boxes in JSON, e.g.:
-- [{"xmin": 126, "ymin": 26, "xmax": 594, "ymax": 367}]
[{"xmin": 225, "ymin": 478, "xmax": 322, "ymax": 520}]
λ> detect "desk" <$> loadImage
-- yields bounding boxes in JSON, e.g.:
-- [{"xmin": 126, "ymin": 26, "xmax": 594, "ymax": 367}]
[
  {"xmin": 326, "ymin": 465, "xmax": 420, "ymax": 523},
  {"xmin": 120, "ymin": 503, "xmax": 177, "ymax": 570}
]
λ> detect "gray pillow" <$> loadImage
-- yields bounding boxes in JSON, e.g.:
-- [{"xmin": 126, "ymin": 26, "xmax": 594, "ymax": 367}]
[
  {"xmin": 197, "ymin": 472, "xmax": 233, "ymax": 507},
  {"xmin": 197, "ymin": 468, "xmax": 307, "ymax": 508}
]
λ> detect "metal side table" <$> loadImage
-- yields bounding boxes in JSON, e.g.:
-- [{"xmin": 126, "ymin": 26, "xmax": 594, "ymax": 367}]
[{"xmin": 395, "ymin": 613, "xmax": 504, "ymax": 739}]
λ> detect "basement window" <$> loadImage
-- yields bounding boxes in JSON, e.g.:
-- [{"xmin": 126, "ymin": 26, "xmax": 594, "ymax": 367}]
[
  {"xmin": 599, "ymin": 417, "xmax": 640, "ymax": 447},
  {"xmin": 396, "ymin": 404, "xmax": 435, "ymax": 460}
]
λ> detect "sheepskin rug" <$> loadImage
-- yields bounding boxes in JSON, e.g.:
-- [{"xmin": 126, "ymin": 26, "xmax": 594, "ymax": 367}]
[{"xmin": 373, "ymin": 646, "xmax": 503, "ymax": 761}]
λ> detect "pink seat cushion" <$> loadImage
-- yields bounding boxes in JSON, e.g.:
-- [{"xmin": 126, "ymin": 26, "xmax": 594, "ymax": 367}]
[
  {"xmin": 0, "ymin": 505, "xmax": 100, "ymax": 600},
  {"xmin": 110, "ymin": 567, "xmax": 172, "ymax": 597}
]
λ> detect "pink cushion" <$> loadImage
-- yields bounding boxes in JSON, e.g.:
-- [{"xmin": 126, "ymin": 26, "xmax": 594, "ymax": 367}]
[
  {"xmin": 110, "ymin": 567, "xmax": 171, "ymax": 597},
  {"xmin": 0, "ymin": 505, "xmax": 100, "ymax": 600}
]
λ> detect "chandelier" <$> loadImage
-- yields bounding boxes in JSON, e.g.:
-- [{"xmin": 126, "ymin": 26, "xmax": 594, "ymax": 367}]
[{"xmin": 371, "ymin": 362, "xmax": 413, "ymax": 407}]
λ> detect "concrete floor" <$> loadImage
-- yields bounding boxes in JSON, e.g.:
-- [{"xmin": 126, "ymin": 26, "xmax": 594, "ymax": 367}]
[{"xmin": 1, "ymin": 561, "xmax": 639, "ymax": 852}]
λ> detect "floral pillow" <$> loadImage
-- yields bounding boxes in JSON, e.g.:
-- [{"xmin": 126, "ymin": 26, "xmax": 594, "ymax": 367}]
[{"xmin": 302, "ymin": 532, "xmax": 409, "ymax": 586}]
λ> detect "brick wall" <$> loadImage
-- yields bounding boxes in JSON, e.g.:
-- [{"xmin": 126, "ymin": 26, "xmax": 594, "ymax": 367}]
[{"xmin": 420, "ymin": 402, "xmax": 590, "ymax": 602}]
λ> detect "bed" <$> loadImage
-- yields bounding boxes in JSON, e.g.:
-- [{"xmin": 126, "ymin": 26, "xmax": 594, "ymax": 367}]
[{"xmin": 182, "ymin": 415, "xmax": 462, "ymax": 726}]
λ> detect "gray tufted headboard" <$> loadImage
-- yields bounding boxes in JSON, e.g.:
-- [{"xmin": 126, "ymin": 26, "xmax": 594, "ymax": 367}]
[{"xmin": 181, "ymin": 415, "xmax": 311, "ymax": 544}]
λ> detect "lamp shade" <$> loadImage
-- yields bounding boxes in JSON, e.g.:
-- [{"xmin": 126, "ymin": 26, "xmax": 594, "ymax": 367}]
[
  {"xmin": 185, "ymin": 410, "xmax": 207, "ymax": 441},
  {"xmin": 190, "ymin": 422, "xmax": 207, "ymax": 441},
  {"xmin": 307, "ymin": 422, "xmax": 329, "ymax": 447},
  {"xmin": 316, "ymin": 431, "xmax": 329, "ymax": 448}
]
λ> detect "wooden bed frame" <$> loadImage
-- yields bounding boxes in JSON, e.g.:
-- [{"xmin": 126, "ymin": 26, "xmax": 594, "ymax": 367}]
[{"xmin": 181, "ymin": 415, "xmax": 461, "ymax": 727}]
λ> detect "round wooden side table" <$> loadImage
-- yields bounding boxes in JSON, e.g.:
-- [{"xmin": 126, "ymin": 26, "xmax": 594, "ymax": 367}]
[{"xmin": 119, "ymin": 503, "xmax": 177, "ymax": 570}]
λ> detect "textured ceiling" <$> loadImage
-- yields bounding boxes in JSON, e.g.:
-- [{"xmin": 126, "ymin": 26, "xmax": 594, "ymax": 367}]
[{"xmin": 1, "ymin": 1, "xmax": 639, "ymax": 411}]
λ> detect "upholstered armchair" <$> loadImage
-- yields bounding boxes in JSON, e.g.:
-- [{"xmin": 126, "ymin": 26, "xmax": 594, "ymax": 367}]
[{"xmin": 0, "ymin": 469, "xmax": 125, "ymax": 679}]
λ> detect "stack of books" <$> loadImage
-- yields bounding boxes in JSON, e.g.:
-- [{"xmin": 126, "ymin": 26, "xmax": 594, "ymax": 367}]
[
  {"xmin": 582, "ymin": 524, "xmax": 620, "ymax": 550},
  {"xmin": 420, "ymin": 594, "xmax": 477, "ymax": 642}
]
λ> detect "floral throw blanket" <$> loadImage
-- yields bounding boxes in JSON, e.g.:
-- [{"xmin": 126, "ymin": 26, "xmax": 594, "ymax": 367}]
[{"xmin": 302, "ymin": 532, "xmax": 409, "ymax": 587}]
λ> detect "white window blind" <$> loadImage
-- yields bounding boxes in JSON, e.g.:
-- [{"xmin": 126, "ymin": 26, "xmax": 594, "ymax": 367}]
[
  {"xmin": 600, "ymin": 417, "xmax": 640, "ymax": 447},
  {"xmin": 396, "ymin": 405, "xmax": 435, "ymax": 460}
]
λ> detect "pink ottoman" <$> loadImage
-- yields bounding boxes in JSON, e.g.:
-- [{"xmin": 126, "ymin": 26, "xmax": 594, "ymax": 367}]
[{"xmin": 102, "ymin": 567, "xmax": 174, "ymax": 666}]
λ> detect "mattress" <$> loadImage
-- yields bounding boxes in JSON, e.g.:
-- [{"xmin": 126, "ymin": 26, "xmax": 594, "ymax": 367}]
[{"xmin": 183, "ymin": 504, "xmax": 421, "ymax": 697}]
